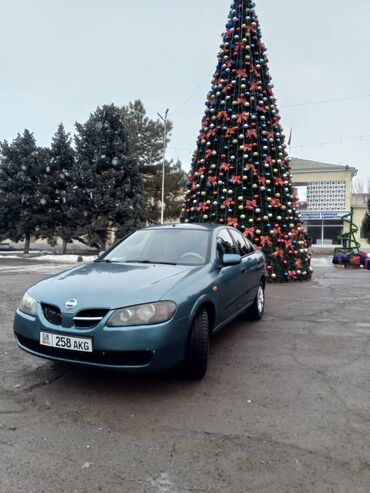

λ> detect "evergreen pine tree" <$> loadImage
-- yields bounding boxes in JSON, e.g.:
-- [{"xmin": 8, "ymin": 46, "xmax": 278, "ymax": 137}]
[
  {"xmin": 122, "ymin": 100, "xmax": 185, "ymax": 223},
  {"xmin": 181, "ymin": 0, "xmax": 312, "ymax": 282},
  {"xmin": 122, "ymin": 100, "xmax": 171, "ymax": 174},
  {"xmin": 38, "ymin": 124, "xmax": 77, "ymax": 253},
  {"xmin": 0, "ymin": 190, "xmax": 9, "ymax": 242},
  {"xmin": 0, "ymin": 130, "xmax": 45, "ymax": 253},
  {"xmin": 74, "ymin": 104, "xmax": 145, "ymax": 248},
  {"xmin": 362, "ymin": 197, "xmax": 370, "ymax": 244},
  {"xmin": 144, "ymin": 159, "xmax": 186, "ymax": 223}
]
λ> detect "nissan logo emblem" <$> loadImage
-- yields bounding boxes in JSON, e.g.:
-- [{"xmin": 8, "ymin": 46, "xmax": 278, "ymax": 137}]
[{"xmin": 65, "ymin": 299, "xmax": 78, "ymax": 310}]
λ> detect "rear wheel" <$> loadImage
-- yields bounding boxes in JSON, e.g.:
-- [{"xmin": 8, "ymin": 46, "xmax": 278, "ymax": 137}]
[
  {"xmin": 183, "ymin": 308, "xmax": 209, "ymax": 380},
  {"xmin": 245, "ymin": 282, "xmax": 265, "ymax": 321}
]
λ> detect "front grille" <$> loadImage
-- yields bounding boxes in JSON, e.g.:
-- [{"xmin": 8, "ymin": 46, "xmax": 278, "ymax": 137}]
[
  {"xmin": 42, "ymin": 304, "xmax": 62, "ymax": 326},
  {"xmin": 74, "ymin": 309, "xmax": 110, "ymax": 328},
  {"xmin": 17, "ymin": 335, "xmax": 153, "ymax": 367}
]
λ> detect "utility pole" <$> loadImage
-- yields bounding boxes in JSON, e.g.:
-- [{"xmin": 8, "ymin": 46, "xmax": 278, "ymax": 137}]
[{"xmin": 157, "ymin": 109, "xmax": 169, "ymax": 225}]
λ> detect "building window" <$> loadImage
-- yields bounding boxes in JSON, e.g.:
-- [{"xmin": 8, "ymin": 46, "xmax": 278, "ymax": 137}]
[
  {"xmin": 360, "ymin": 213, "xmax": 368, "ymax": 240},
  {"xmin": 308, "ymin": 181, "xmax": 346, "ymax": 211},
  {"xmin": 307, "ymin": 226, "xmax": 322, "ymax": 245},
  {"xmin": 306, "ymin": 220, "xmax": 343, "ymax": 246},
  {"xmin": 323, "ymin": 225, "xmax": 343, "ymax": 245}
]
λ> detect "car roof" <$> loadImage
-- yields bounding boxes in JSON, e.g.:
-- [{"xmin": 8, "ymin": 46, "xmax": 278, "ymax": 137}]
[{"xmin": 144, "ymin": 223, "xmax": 221, "ymax": 231}]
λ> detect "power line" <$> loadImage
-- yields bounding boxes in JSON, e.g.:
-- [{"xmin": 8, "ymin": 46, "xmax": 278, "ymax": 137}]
[
  {"xmin": 292, "ymin": 133, "xmax": 370, "ymax": 149},
  {"xmin": 170, "ymin": 127, "xmax": 194, "ymax": 148},
  {"xmin": 169, "ymin": 93, "xmax": 370, "ymax": 117},
  {"xmin": 281, "ymin": 94, "xmax": 370, "ymax": 109},
  {"xmin": 168, "ymin": 147, "xmax": 193, "ymax": 152},
  {"xmin": 168, "ymin": 134, "xmax": 370, "ymax": 153},
  {"xmin": 170, "ymin": 70, "xmax": 214, "ymax": 115}
]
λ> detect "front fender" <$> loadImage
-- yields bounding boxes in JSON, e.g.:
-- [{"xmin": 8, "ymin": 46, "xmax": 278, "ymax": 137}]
[{"xmin": 187, "ymin": 294, "xmax": 218, "ymax": 334}]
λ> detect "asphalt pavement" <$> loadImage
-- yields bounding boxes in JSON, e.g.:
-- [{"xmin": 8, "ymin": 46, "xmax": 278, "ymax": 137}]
[{"xmin": 0, "ymin": 257, "xmax": 369, "ymax": 493}]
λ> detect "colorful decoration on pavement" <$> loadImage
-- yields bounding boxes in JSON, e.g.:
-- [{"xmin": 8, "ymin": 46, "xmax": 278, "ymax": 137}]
[
  {"xmin": 333, "ymin": 208, "xmax": 363, "ymax": 267},
  {"xmin": 181, "ymin": 0, "xmax": 312, "ymax": 282}
]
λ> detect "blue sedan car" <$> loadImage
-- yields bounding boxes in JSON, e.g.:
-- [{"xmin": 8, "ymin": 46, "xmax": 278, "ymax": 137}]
[{"xmin": 14, "ymin": 224, "xmax": 266, "ymax": 379}]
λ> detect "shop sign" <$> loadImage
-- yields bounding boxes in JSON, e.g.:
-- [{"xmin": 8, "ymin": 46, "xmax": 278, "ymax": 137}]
[{"xmin": 299, "ymin": 211, "xmax": 349, "ymax": 221}]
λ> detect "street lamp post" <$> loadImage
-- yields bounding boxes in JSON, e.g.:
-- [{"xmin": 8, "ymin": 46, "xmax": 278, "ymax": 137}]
[{"xmin": 157, "ymin": 109, "xmax": 169, "ymax": 225}]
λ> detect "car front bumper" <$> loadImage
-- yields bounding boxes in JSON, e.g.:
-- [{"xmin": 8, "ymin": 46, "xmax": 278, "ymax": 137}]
[{"xmin": 14, "ymin": 309, "xmax": 190, "ymax": 372}]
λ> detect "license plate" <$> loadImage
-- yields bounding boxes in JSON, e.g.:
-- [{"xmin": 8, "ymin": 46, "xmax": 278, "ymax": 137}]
[{"xmin": 40, "ymin": 332, "xmax": 93, "ymax": 353}]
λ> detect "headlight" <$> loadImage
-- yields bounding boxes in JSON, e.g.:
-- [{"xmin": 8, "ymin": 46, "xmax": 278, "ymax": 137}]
[
  {"xmin": 19, "ymin": 292, "xmax": 37, "ymax": 317},
  {"xmin": 107, "ymin": 301, "xmax": 177, "ymax": 327}
]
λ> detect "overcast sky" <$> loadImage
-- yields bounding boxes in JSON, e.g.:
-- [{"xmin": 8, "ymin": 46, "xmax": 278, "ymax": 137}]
[{"xmin": 1, "ymin": 0, "xmax": 369, "ymax": 182}]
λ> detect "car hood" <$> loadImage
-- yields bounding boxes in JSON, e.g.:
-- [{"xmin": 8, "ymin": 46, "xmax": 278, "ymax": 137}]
[{"xmin": 29, "ymin": 261, "xmax": 200, "ymax": 312}]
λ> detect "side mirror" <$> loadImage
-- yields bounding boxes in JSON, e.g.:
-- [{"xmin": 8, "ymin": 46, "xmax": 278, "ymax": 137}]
[
  {"xmin": 222, "ymin": 254, "xmax": 242, "ymax": 266},
  {"xmin": 98, "ymin": 251, "xmax": 105, "ymax": 258}
]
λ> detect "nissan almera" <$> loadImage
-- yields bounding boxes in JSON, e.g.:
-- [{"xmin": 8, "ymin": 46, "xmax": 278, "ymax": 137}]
[{"xmin": 14, "ymin": 224, "xmax": 266, "ymax": 379}]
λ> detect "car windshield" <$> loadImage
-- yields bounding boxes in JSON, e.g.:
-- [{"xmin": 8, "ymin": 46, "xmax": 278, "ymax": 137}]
[{"xmin": 103, "ymin": 229, "xmax": 211, "ymax": 266}]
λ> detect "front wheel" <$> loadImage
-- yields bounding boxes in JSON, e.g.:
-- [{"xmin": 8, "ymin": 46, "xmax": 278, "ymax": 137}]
[
  {"xmin": 245, "ymin": 282, "xmax": 265, "ymax": 321},
  {"xmin": 183, "ymin": 309, "xmax": 209, "ymax": 380}
]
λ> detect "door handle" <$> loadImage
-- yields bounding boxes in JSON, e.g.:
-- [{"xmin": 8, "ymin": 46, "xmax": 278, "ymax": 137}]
[{"xmin": 241, "ymin": 267, "xmax": 246, "ymax": 273}]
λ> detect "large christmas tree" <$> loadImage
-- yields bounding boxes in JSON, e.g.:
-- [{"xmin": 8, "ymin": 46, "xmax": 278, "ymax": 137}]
[{"xmin": 181, "ymin": 0, "xmax": 312, "ymax": 282}]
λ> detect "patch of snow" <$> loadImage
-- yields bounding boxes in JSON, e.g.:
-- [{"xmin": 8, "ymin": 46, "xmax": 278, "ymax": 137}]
[
  {"xmin": 0, "ymin": 264, "xmax": 68, "ymax": 274},
  {"xmin": 149, "ymin": 473, "xmax": 178, "ymax": 493},
  {"xmin": 311, "ymin": 256, "xmax": 333, "ymax": 267},
  {"xmin": 0, "ymin": 254, "xmax": 96, "ymax": 264},
  {"xmin": 0, "ymin": 250, "xmax": 43, "ymax": 255}
]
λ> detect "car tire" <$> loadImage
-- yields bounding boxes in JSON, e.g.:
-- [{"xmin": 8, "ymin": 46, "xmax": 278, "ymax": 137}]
[
  {"xmin": 184, "ymin": 308, "xmax": 209, "ymax": 380},
  {"xmin": 245, "ymin": 281, "xmax": 265, "ymax": 321}
]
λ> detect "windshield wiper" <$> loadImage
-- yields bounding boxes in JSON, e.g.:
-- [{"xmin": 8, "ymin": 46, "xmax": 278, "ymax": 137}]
[
  {"xmin": 125, "ymin": 260, "xmax": 177, "ymax": 266},
  {"xmin": 96, "ymin": 259, "xmax": 127, "ymax": 263}
]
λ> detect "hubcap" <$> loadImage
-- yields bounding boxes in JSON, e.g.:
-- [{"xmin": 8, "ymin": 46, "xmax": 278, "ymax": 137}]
[{"xmin": 257, "ymin": 286, "xmax": 264, "ymax": 313}]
